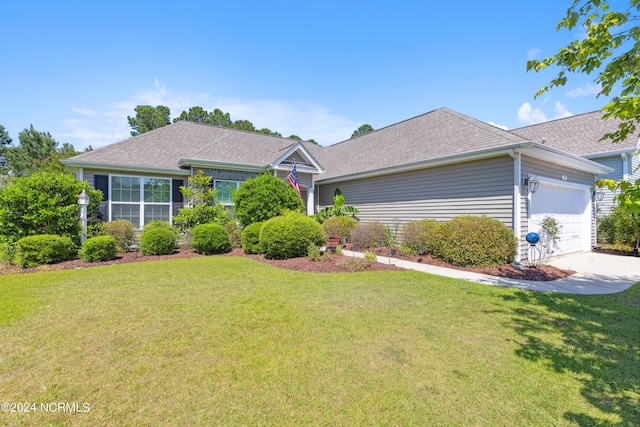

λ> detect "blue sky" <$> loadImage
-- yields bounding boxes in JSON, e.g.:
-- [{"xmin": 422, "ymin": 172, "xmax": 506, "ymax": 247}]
[{"xmin": 1, "ymin": 1, "xmax": 604, "ymax": 150}]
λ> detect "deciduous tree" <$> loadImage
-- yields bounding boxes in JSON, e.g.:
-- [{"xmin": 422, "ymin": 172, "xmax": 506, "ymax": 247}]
[{"xmin": 527, "ymin": 0, "xmax": 640, "ymax": 143}]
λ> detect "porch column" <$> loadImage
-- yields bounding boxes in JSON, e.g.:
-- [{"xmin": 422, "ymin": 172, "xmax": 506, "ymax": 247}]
[{"xmin": 306, "ymin": 186, "xmax": 315, "ymax": 216}]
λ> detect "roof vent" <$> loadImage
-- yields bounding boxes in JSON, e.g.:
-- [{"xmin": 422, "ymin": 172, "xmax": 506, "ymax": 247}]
[{"xmin": 542, "ymin": 137, "xmax": 546, "ymax": 144}]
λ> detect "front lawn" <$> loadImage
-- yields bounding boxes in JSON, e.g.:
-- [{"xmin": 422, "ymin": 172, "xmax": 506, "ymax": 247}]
[{"xmin": 1, "ymin": 257, "xmax": 638, "ymax": 426}]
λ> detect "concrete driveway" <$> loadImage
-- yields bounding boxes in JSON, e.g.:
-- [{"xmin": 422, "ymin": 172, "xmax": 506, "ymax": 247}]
[{"xmin": 457, "ymin": 252, "xmax": 640, "ymax": 295}]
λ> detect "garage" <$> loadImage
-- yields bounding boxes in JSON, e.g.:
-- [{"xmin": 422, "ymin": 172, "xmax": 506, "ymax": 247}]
[{"xmin": 530, "ymin": 181, "xmax": 592, "ymax": 257}]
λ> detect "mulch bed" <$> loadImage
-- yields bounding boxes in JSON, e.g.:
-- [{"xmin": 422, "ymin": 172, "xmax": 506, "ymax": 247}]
[
  {"xmin": 1, "ymin": 246, "xmax": 573, "ymax": 281},
  {"xmin": 345, "ymin": 246, "xmax": 574, "ymax": 281}
]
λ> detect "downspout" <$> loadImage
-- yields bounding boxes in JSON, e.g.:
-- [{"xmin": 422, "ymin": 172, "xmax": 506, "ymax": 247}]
[
  {"xmin": 621, "ymin": 152, "xmax": 629, "ymax": 181},
  {"xmin": 508, "ymin": 149, "xmax": 522, "ymax": 262}
]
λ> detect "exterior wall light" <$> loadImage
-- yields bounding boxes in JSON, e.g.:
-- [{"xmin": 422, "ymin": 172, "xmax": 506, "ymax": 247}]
[{"xmin": 525, "ymin": 176, "xmax": 540, "ymax": 194}]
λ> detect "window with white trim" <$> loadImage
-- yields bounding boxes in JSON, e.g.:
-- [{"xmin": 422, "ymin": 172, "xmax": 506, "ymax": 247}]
[
  {"xmin": 110, "ymin": 175, "xmax": 171, "ymax": 227},
  {"xmin": 214, "ymin": 180, "xmax": 240, "ymax": 205}
]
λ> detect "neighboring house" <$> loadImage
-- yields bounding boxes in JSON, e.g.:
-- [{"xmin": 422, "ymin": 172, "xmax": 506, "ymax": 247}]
[
  {"xmin": 512, "ymin": 111, "xmax": 640, "ymax": 215},
  {"xmin": 62, "ymin": 121, "xmax": 325, "ymax": 227},
  {"xmin": 64, "ymin": 107, "xmax": 615, "ymax": 262}
]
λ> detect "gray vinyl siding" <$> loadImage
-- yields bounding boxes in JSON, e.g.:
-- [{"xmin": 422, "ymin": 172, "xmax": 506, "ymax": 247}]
[
  {"xmin": 591, "ymin": 156, "xmax": 622, "ymax": 214},
  {"xmin": 589, "ymin": 155, "xmax": 623, "ymax": 180},
  {"xmin": 631, "ymin": 153, "xmax": 640, "ymax": 180},
  {"xmin": 520, "ymin": 156, "xmax": 596, "ymax": 256},
  {"xmin": 275, "ymin": 170, "xmax": 313, "ymax": 188},
  {"xmin": 317, "ymin": 156, "xmax": 514, "ymax": 229}
]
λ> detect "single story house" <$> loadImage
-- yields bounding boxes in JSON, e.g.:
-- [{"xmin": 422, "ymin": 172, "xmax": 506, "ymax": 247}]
[{"xmin": 64, "ymin": 107, "xmax": 621, "ymax": 262}]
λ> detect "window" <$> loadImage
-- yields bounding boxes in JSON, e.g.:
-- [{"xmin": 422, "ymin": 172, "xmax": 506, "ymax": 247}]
[
  {"xmin": 110, "ymin": 175, "xmax": 171, "ymax": 227},
  {"xmin": 214, "ymin": 180, "xmax": 240, "ymax": 205}
]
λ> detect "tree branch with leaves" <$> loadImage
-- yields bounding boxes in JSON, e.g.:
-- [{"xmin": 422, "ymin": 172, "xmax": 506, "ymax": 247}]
[{"xmin": 527, "ymin": 0, "xmax": 640, "ymax": 144}]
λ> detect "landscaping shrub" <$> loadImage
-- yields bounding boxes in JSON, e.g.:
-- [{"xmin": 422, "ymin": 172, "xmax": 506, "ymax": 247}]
[
  {"xmin": 190, "ymin": 223, "xmax": 232, "ymax": 255},
  {"xmin": 232, "ymin": 173, "xmax": 304, "ymax": 226},
  {"xmin": 399, "ymin": 219, "xmax": 440, "ymax": 255},
  {"xmin": 322, "ymin": 216, "xmax": 358, "ymax": 241},
  {"xmin": 260, "ymin": 212, "xmax": 325, "ymax": 259},
  {"xmin": 598, "ymin": 206, "xmax": 636, "ymax": 245},
  {"xmin": 173, "ymin": 203, "xmax": 230, "ymax": 232},
  {"xmin": 241, "ymin": 221, "xmax": 264, "ymax": 254},
  {"xmin": 172, "ymin": 170, "xmax": 230, "ymax": 232},
  {"xmin": 102, "ymin": 219, "xmax": 136, "ymax": 252},
  {"xmin": 432, "ymin": 215, "xmax": 517, "ymax": 267},
  {"xmin": 80, "ymin": 236, "xmax": 117, "ymax": 262},
  {"xmin": 226, "ymin": 220, "xmax": 243, "ymax": 248},
  {"xmin": 350, "ymin": 221, "xmax": 388, "ymax": 249},
  {"xmin": 0, "ymin": 241, "xmax": 16, "ymax": 265},
  {"xmin": 143, "ymin": 220, "xmax": 178, "ymax": 235},
  {"xmin": 140, "ymin": 228, "xmax": 177, "ymax": 256},
  {"xmin": 14, "ymin": 234, "xmax": 77, "ymax": 268},
  {"xmin": 0, "ymin": 172, "xmax": 102, "ymax": 244}
]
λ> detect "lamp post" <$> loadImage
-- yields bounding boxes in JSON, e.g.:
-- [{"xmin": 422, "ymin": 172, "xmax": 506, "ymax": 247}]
[{"xmin": 78, "ymin": 189, "xmax": 90, "ymax": 244}]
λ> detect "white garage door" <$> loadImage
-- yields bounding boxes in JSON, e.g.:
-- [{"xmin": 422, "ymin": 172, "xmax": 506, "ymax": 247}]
[{"xmin": 530, "ymin": 183, "xmax": 591, "ymax": 256}]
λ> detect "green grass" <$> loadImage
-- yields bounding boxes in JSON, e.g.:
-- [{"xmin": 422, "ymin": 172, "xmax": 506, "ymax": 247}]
[{"xmin": 0, "ymin": 257, "xmax": 638, "ymax": 426}]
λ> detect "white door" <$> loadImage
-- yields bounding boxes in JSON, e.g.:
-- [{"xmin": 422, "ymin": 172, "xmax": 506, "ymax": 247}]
[{"xmin": 530, "ymin": 183, "xmax": 591, "ymax": 256}]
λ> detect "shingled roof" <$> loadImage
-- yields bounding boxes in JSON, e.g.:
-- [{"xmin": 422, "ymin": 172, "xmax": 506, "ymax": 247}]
[
  {"xmin": 511, "ymin": 110, "xmax": 639, "ymax": 157},
  {"xmin": 65, "ymin": 121, "xmax": 322, "ymax": 173},
  {"xmin": 314, "ymin": 108, "xmax": 528, "ymax": 181}
]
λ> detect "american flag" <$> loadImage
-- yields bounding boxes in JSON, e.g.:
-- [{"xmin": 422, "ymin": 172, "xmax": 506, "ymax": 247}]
[{"xmin": 286, "ymin": 164, "xmax": 302, "ymax": 198}]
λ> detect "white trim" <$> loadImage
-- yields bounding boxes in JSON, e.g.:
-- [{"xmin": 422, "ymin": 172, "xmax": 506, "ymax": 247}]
[
  {"xmin": 108, "ymin": 173, "xmax": 173, "ymax": 228},
  {"xmin": 307, "ymin": 174, "xmax": 315, "ymax": 216},
  {"xmin": 511, "ymin": 150, "xmax": 522, "ymax": 261},
  {"xmin": 213, "ymin": 179, "xmax": 240, "ymax": 206},
  {"xmin": 622, "ymin": 152, "xmax": 630, "ymax": 181},
  {"xmin": 317, "ymin": 142, "xmax": 613, "ymax": 184},
  {"xmin": 62, "ymin": 161, "xmax": 190, "ymax": 176},
  {"xmin": 78, "ymin": 168, "xmax": 84, "ymax": 182},
  {"xmin": 528, "ymin": 177, "xmax": 593, "ymax": 254},
  {"xmin": 270, "ymin": 142, "xmax": 325, "ymax": 173}
]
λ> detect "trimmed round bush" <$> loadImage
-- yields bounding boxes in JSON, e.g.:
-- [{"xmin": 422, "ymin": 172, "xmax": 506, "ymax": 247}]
[
  {"xmin": 80, "ymin": 236, "xmax": 117, "ymax": 262},
  {"xmin": 143, "ymin": 220, "xmax": 178, "ymax": 236},
  {"xmin": 322, "ymin": 216, "xmax": 358, "ymax": 242},
  {"xmin": 102, "ymin": 219, "xmax": 136, "ymax": 252},
  {"xmin": 190, "ymin": 223, "xmax": 232, "ymax": 255},
  {"xmin": 232, "ymin": 173, "xmax": 304, "ymax": 226},
  {"xmin": 241, "ymin": 221, "xmax": 264, "ymax": 254},
  {"xmin": 400, "ymin": 219, "xmax": 440, "ymax": 255},
  {"xmin": 14, "ymin": 234, "xmax": 78, "ymax": 268},
  {"xmin": 140, "ymin": 227, "xmax": 177, "ymax": 256},
  {"xmin": 350, "ymin": 221, "xmax": 388, "ymax": 249},
  {"xmin": 432, "ymin": 215, "xmax": 517, "ymax": 267},
  {"xmin": 260, "ymin": 212, "xmax": 325, "ymax": 259}
]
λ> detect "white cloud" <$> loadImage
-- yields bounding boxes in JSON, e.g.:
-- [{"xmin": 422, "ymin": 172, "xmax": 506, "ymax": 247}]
[
  {"xmin": 70, "ymin": 108, "xmax": 96, "ymax": 116},
  {"xmin": 56, "ymin": 80, "xmax": 359, "ymax": 150},
  {"xmin": 515, "ymin": 101, "xmax": 574, "ymax": 127},
  {"xmin": 526, "ymin": 48, "xmax": 542, "ymax": 60},
  {"xmin": 554, "ymin": 101, "xmax": 573, "ymax": 119},
  {"xmin": 566, "ymin": 82, "xmax": 601, "ymax": 98},
  {"xmin": 488, "ymin": 121, "xmax": 509, "ymax": 130},
  {"xmin": 517, "ymin": 102, "xmax": 547, "ymax": 125}
]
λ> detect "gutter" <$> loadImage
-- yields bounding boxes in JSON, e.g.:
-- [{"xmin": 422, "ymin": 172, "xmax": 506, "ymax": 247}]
[
  {"xmin": 61, "ymin": 160, "xmax": 191, "ymax": 176},
  {"xmin": 178, "ymin": 158, "xmax": 269, "ymax": 172}
]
